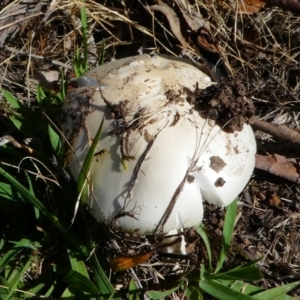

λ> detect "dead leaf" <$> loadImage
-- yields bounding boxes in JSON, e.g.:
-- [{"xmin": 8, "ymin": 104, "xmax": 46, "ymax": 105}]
[
  {"xmin": 110, "ymin": 250, "xmax": 155, "ymax": 272},
  {"xmin": 268, "ymin": 193, "xmax": 281, "ymax": 207},
  {"xmin": 196, "ymin": 26, "xmax": 220, "ymax": 53},
  {"xmin": 238, "ymin": 0, "xmax": 266, "ymax": 14}
]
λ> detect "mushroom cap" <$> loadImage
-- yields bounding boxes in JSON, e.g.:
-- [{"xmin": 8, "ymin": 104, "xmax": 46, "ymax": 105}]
[{"xmin": 63, "ymin": 54, "xmax": 256, "ymax": 233}]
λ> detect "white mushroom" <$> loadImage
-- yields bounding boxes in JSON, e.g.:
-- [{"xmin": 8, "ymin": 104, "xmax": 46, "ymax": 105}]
[{"xmin": 62, "ymin": 54, "xmax": 256, "ymax": 234}]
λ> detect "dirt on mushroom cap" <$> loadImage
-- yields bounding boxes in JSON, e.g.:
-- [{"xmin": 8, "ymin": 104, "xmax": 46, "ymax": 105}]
[{"xmin": 187, "ymin": 77, "xmax": 256, "ymax": 132}]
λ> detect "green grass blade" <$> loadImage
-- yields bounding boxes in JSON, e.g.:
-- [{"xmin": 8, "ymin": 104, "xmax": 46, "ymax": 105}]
[
  {"xmin": 68, "ymin": 248, "xmax": 89, "ymax": 278},
  {"xmin": 43, "ymin": 280, "xmax": 55, "ymax": 298},
  {"xmin": 1, "ymin": 144, "xmax": 24, "ymax": 160},
  {"xmin": 60, "ymin": 287, "xmax": 74, "ymax": 298},
  {"xmin": 7, "ymin": 110, "xmax": 52, "ymax": 149},
  {"xmin": 215, "ymin": 199, "xmax": 238, "ymax": 273},
  {"xmin": 5, "ymin": 255, "xmax": 32, "ymax": 300},
  {"xmin": 1, "ymin": 89, "xmax": 20, "ymax": 109},
  {"xmin": 216, "ymin": 280, "xmax": 298, "ymax": 299},
  {"xmin": 147, "ymin": 286, "xmax": 180, "ymax": 299},
  {"xmin": 214, "ymin": 280, "xmax": 264, "ymax": 295},
  {"xmin": 48, "ymin": 124, "xmax": 62, "ymax": 157},
  {"xmin": 206, "ymin": 259, "xmax": 263, "ymax": 281},
  {"xmin": 36, "ymin": 85, "xmax": 46, "ymax": 105},
  {"xmin": 3, "ymin": 89, "xmax": 43, "ymax": 124},
  {"xmin": 77, "ymin": 117, "xmax": 104, "ymax": 204},
  {"xmin": 185, "ymin": 285, "xmax": 204, "ymax": 300},
  {"xmin": 27, "ymin": 280, "xmax": 49, "ymax": 299},
  {"xmin": 195, "ymin": 223, "xmax": 212, "ymax": 272},
  {"xmin": 128, "ymin": 279, "xmax": 141, "ymax": 300},
  {"xmin": 74, "ymin": 47, "xmax": 82, "ymax": 78},
  {"xmin": 0, "ymin": 239, "xmax": 4, "ymax": 252},
  {"xmin": 0, "ymin": 167, "xmax": 88, "ymax": 257},
  {"xmin": 8, "ymin": 115, "xmax": 27, "ymax": 133},
  {"xmin": 68, "ymin": 116, "xmax": 115, "ymax": 299},
  {"xmin": 200, "ymin": 280, "xmax": 254, "ymax": 300},
  {"xmin": 70, "ymin": 211, "xmax": 117, "ymax": 298},
  {"xmin": 24, "ymin": 170, "xmax": 41, "ymax": 220},
  {"xmin": 69, "ymin": 208, "xmax": 116, "ymax": 298},
  {"xmin": 0, "ymin": 182, "xmax": 25, "ymax": 205},
  {"xmin": 59, "ymin": 71, "xmax": 67, "ymax": 102},
  {"xmin": 0, "ymin": 239, "xmax": 33, "ymax": 272},
  {"xmin": 64, "ymin": 270, "xmax": 98, "ymax": 294},
  {"xmin": 253, "ymin": 281, "xmax": 300, "ymax": 300},
  {"xmin": 0, "ymin": 276, "xmax": 17, "ymax": 300},
  {"xmin": 89, "ymin": 252, "xmax": 117, "ymax": 300}
]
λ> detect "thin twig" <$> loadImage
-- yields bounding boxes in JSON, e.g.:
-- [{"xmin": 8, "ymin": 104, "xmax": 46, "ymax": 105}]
[{"xmin": 250, "ymin": 117, "xmax": 300, "ymax": 145}]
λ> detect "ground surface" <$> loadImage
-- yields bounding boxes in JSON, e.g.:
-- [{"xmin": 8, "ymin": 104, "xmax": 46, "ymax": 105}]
[{"xmin": 1, "ymin": 0, "xmax": 300, "ymax": 298}]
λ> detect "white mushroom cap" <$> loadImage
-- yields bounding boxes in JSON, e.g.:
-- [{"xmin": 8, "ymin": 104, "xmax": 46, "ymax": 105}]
[{"xmin": 63, "ymin": 54, "xmax": 256, "ymax": 234}]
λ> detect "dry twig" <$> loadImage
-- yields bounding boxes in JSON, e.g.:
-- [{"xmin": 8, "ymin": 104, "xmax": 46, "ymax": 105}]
[
  {"xmin": 149, "ymin": 1, "xmax": 189, "ymax": 49},
  {"xmin": 250, "ymin": 117, "xmax": 300, "ymax": 146}
]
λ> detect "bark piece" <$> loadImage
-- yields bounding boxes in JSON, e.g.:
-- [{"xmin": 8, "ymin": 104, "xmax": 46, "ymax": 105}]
[{"xmin": 255, "ymin": 154, "xmax": 300, "ymax": 184}]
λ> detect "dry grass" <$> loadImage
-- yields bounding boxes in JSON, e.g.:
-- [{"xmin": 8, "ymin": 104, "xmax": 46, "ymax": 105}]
[{"xmin": 1, "ymin": 0, "xmax": 300, "ymax": 297}]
